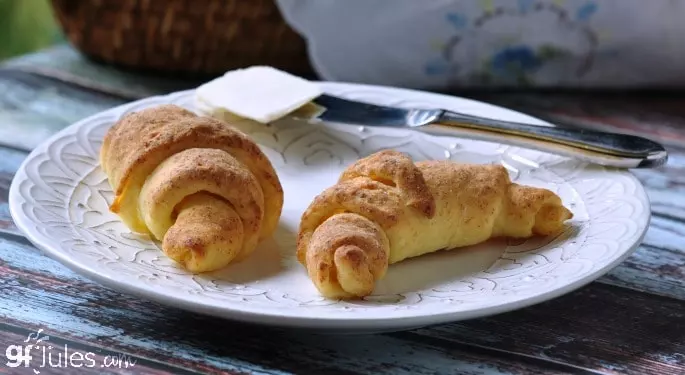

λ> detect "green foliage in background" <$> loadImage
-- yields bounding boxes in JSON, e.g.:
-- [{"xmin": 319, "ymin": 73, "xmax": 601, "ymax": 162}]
[{"xmin": 0, "ymin": 0, "xmax": 63, "ymax": 61}]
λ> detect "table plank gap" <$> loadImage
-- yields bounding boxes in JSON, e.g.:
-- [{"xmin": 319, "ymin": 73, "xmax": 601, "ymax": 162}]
[
  {"xmin": 390, "ymin": 332, "xmax": 608, "ymax": 375},
  {"xmin": 405, "ymin": 283, "xmax": 685, "ymax": 375}
]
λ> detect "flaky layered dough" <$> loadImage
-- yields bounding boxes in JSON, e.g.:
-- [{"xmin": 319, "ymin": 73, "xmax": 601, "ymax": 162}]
[
  {"xmin": 297, "ymin": 150, "xmax": 573, "ymax": 299},
  {"xmin": 100, "ymin": 104, "xmax": 283, "ymax": 272}
]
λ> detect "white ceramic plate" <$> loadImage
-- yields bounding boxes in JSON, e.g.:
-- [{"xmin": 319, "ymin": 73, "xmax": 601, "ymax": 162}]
[{"xmin": 9, "ymin": 83, "xmax": 650, "ymax": 333}]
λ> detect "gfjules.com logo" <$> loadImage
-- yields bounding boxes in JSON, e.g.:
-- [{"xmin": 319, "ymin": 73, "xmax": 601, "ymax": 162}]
[{"xmin": 5, "ymin": 329, "xmax": 136, "ymax": 373}]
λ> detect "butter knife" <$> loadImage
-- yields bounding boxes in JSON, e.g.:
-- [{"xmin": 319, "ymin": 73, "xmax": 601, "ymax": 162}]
[{"xmin": 298, "ymin": 94, "xmax": 668, "ymax": 169}]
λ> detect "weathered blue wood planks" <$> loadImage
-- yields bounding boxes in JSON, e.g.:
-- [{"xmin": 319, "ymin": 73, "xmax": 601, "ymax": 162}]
[
  {"xmin": 1, "ymin": 45, "xmax": 684, "ymax": 375},
  {"xmin": 2, "ymin": 232, "xmax": 683, "ymax": 374}
]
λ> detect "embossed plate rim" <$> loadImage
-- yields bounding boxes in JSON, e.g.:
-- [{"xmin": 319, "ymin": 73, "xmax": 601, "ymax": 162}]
[{"xmin": 9, "ymin": 82, "xmax": 650, "ymax": 332}]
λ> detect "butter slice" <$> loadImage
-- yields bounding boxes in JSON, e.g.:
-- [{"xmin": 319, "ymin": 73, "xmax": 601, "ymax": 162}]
[{"xmin": 195, "ymin": 66, "xmax": 323, "ymax": 123}]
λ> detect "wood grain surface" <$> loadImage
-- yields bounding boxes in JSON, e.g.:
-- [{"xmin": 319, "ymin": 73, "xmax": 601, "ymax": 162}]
[{"xmin": 0, "ymin": 46, "xmax": 684, "ymax": 375}]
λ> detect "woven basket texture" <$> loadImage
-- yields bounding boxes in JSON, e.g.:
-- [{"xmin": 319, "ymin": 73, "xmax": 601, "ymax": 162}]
[{"xmin": 50, "ymin": 0, "xmax": 315, "ymax": 77}]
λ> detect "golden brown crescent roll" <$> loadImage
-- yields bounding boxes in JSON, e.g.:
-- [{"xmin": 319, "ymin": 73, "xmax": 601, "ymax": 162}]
[
  {"xmin": 297, "ymin": 150, "xmax": 573, "ymax": 299},
  {"xmin": 100, "ymin": 104, "xmax": 284, "ymax": 272}
]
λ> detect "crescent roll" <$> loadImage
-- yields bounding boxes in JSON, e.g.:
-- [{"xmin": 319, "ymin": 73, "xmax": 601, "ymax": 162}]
[
  {"xmin": 297, "ymin": 150, "xmax": 573, "ymax": 299},
  {"xmin": 100, "ymin": 104, "xmax": 284, "ymax": 272}
]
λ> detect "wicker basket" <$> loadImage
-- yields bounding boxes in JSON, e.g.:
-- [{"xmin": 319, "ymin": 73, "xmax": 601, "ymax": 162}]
[{"xmin": 50, "ymin": 0, "xmax": 315, "ymax": 78}]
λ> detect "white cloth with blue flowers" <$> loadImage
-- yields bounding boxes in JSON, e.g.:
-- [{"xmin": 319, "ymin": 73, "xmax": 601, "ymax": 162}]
[{"xmin": 275, "ymin": 0, "xmax": 685, "ymax": 90}]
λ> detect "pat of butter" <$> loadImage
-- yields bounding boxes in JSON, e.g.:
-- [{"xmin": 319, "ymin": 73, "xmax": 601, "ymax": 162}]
[{"xmin": 195, "ymin": 66, "xmax": 323, "ymax": 123}]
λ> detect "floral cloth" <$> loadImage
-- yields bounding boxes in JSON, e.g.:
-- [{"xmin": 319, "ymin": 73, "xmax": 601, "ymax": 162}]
[{"xmin": 276, "ymin": 0, "xmax": 685, "ymax": 90}]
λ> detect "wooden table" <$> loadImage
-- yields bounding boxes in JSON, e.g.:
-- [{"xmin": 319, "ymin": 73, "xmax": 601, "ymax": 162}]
[{"xmin": 1, "ymin": 45, "xmax": 684, "ymax": 375}]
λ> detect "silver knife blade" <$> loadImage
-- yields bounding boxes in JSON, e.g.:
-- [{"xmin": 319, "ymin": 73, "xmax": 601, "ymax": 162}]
[{"xmin": 312, "ymin": 94, "xmax": 442, "ymax": 128}]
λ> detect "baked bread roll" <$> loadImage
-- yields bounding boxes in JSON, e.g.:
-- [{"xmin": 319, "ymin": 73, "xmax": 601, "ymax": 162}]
[
  {"xmin": 297, "ymin": 150, "xmax": 573, "ymax": 299},
  {"xmin": 100, "ymin": 104, "xmax": 284, "ymax": 272}
]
